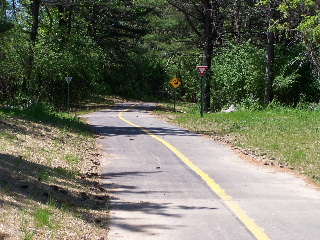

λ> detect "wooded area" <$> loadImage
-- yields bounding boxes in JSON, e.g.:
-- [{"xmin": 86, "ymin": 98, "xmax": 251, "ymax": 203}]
[{"xmin": 1, "ymin": 0, "xmax": 320, "ymax": 111}]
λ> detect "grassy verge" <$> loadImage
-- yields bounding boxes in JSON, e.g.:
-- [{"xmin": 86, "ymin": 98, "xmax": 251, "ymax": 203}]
[
  {"xmin": 0, "ymin": 102, "xmax": 111, "ymax": 240},
  {"xmin": 155, "ymin": 103, "xmax": 320, "ymax": 185},
  {"xmin": 2, "ymin": 96, "xmax": 319, "ymax": 239}
]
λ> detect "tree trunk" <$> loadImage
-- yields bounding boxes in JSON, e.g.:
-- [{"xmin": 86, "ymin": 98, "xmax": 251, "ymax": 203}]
[
  {"xmin": 30, "ymin": 0, "xmax": 40, "ymax": 45},
  {"xmin": 203, "ymin": 9, "xmax": 213, "ymax": 110},
  {"xmin": 167, "ymin": 0, "xmax": 222, "ymax": 110},
  {"xmin": 25, "ymin": 0, "xmax": 40, "ymax": 95},
  {"xmin": 202, "ymin": 0, "xmax": 218, "ymax": 111},
  {"xmin": 67, "ymin": 7, "xmax": 72, "ymax": 35},
  {"xmin": 234, "ymin": 0, "xmax": 242, "ymax": 43},
  {"xmin": 264, "ymin": 4, "xmax": 275, "ymax": 104}
]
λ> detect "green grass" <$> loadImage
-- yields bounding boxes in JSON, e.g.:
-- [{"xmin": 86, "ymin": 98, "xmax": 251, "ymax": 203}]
[
  {"xmin": 157, "ymin": 104, "xmax": 320, "ymax": 184},
  {"xmin": 37, "ymin": 170, "xmax": 51, "ymax": 182},
  {"xmin": 0, "ymin": 102, "xmax": 93, "ymax": 135},
  {"xmin": 33, "ymin": 207, "xmax": 54, "ymax": 229},
  {"xmin": 23, "ymin": 229, "xmax": 34, "ymax": 240},
  {"xmin": 64, "ymin": 154, "xmax": 79, "ymax": 163}
]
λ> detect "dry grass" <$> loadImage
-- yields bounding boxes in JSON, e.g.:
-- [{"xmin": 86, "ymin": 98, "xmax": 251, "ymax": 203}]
[{"xmin": 0, "ymin": 108, "xmax": 110, "ymax": 239}]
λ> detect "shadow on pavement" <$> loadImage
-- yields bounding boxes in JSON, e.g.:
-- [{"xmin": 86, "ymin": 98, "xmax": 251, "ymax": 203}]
[{"xmin": 99, "ymin": 171, "xmax": 218, "ymax": 234}]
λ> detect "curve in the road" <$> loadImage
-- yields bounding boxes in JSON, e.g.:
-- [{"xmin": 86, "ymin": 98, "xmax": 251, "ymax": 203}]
[{"xmin": 118, "ymin": 102, "xmax": 271, "ymax": 240}]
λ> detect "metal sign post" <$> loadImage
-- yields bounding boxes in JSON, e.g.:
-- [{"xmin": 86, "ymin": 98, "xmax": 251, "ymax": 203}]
[
  {"xmin": 169, "ymin": 77, "xmax": 182, "ymax": 112},
  {"xmin": 196, "ymin": 66, "xmax": 208, "ymax": 117},
  {"xmin": 174, "ymin": 88, "xmax": 177, "ymax": 112},
  {"xmin": 201, "ymin": 75, "xmax": 204, "ymax": 117},
  {"xmin": 65, "ymin": 77, "xmax": 72, "ymax": 113}
]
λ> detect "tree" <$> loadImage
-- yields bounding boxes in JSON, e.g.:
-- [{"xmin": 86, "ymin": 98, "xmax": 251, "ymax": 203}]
[
  {"xmin": 1, "ymin": 0, "xmax": 165, "ymax": 105},
  {"xmin": 278, "ymin": 0, "xmax": 320, "ymax": 76},
  {"xmin": 79, "ymin": 0, "xmax": 151, "ymax": 53},
  {"xmin": 0, "ymin": 0, "xmax": 14, "ymax": 34},
  {"xmin": 166, "ymin": 0, "xmax": 225, "ymax": 109},
  {"xmin": 264, "ymin": 1, "xmax": 277, "ymax": 103}
]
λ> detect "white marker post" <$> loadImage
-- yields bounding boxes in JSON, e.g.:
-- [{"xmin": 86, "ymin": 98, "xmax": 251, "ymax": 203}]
[{"xmin": 65, "ymin": 77, "xmax": 72, "ymax": 113}]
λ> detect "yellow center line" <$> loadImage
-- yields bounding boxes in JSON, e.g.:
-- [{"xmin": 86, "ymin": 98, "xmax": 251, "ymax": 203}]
[{"xmin": 118, "ymin": 103, "xmax": 270, "ymax": 240}]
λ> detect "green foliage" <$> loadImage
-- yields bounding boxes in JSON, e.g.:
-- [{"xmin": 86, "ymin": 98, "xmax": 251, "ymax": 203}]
[
  {"xmin": 1, "ymin": 0, "xmax": 320, "ymax": 107},
  {"xmin": 277, "ymin": 0, "xmax": 320, "ymax": 76},
  {"xmin": 211, "ymin": 42, "xmax": 265, "ymax": 110},
  {"xmin": 141, "ymin": 0, "xmax": 202, "ymax": 102},
  {"xmin": 278, "ymin": 0, "xmax": 320, "ymax": 45},
  {"xmin": 0, "ymin": 28, "xmax": 29, "ymax": 103},
  {"xmin": 272, "ymin": 44, "xmax": 320, "ymax": 104},
  {"xmin": 1, "ymin": 102, "xmax": 92, "ymax": 134},
  {"xmin": 279, "ymin": 0, "xmax": 316, "ymax": 15},
  {"xmin": 0, "ymin": 24, "xmax": 106, "ymax": 106},
  {"xmin": 83, "ymin": 0, "xmax": 151, "ymax": 51},
  {"xmin": 0, "ymin": 0, "xmax": 165, "ymax": 106},
  {"xmin": 0, "ymin": 0, "xmax": 14, "ymax": 34},
  {"xmin": 106, "ymin": 52, "xmax": 168, "ymax": 99},
  {"xmin": 273, "ymin": 73, "xmax": 300, "ymax": 99},
  {"xmin": 163, "ymin": 53, "xmax": 203, "ymax": 103},
  {"xmin": 31, "ymin": 34, "xmax": 106, "ymax": 105},
  {"xmin": 0, "ymin": 19, "xmax": 14, "ymax": 33},
  {"xmin": 298, "ymin": 14, "xmax": 320, "ymax": 45}
]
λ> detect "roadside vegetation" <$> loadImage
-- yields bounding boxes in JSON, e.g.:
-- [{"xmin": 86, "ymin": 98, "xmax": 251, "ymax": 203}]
[
  {"xmin": 1, "ymin": 1, "xmax": 320, "ymax": 111},
  {"xmin": 0, "ymin": 102, "xmax": 111, "ymax": 240},
  {"xmin": 155, "ymin": 102, "xmax": 320, "ymax": 186},
  {"xmin": 1, "ymin": 94, "xmax": 320, "ymax": 239},
  {"xmin": 1, "ymin": 0, "xmax": 320, "ymax": 236}
]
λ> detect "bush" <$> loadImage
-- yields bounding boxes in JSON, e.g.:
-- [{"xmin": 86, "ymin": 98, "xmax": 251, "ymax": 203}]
[
  {"xmin": 272, "ymin": 44, "xmax": 320, "ymax": 105},
  {"xmin": 211, "ymin": 42, "xmax": 265, "ymax": 111},
  {"xmin": 0, "ymin": 28, "xmax": 106, "ymax": 108}
]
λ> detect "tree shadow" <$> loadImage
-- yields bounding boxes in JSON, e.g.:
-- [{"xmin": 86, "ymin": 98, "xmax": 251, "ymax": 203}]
[
  {"xmin": 72, "ymin": 95, "xmax": 119, "ymax": 113},
  {"xmin": 1, "ymin": 104, "xmax": 92, "ymax": 135},
  {"xmin": 0, "ymin": 232, "xmax": 10, "ymax": 240},
  {"xmin": 91, "ymin": 125, "xmax": 200, "ymax": 138},
  {"xmin": 91, "ymin": 101, "xmax": 154, "ymax": 114},
  {"xmin": 99, "ymin": 171, "xmax": 218, "ymax": 234},
  {"xmin": 0, "ymin": 153, "xmax": 109, "ymax": 229},
  {"xmin": 153, "ymin": 104, "xmax": 176, "ymax": 113},
  {"xmin": 88, "ymin": 102, "xmax": 200, "ymax": 137},
  {"xmin": 82, "ymin": 103, "xmax": 220, "ymax": 234}
]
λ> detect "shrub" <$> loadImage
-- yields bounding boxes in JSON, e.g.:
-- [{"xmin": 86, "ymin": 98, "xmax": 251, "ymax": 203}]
[{"xmin": 211, "ymin": 42, "xmax": 265, "ymax": 111}]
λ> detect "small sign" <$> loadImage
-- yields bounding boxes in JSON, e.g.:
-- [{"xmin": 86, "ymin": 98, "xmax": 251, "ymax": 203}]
[
  {"xmin": 65, "ymin": 76, "xmax": 72, "ymax": 84},
  {"xmin": 196, "ymin": 66, "xmax": 209, "ymax": 76},
  {"xmin": 170, "ymin": 77, "xmax": 182, "ymax": 88}
]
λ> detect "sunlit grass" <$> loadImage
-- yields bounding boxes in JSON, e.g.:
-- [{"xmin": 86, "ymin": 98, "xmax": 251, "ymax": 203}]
[
  {"xmin": 64, "ymin": 154, "xmax": 79, "ymax": 163},
  {"xmin": 33, "ymin": 207, "xmax": 54, "ymax": 229},
  {"xmin": 157, "ymin": 105, "xmax": 320, "ymax": 184}
]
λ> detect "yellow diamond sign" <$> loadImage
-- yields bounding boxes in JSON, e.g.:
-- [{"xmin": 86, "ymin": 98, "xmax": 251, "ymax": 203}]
[{"xmin": 170, "ymin": 77, "xmax": 181, "ymax": 88}]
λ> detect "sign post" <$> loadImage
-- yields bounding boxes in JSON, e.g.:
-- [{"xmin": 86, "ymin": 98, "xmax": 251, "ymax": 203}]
[
  {"xmin": 65, "ymin": 77, "xmax": 72, "ymax": 113},
  {"xmin": 196, "ymin": 66, "xmax": 208, "ymax": 117},
  {"xmin": 169, "ymin": 77, "xmax": 182, "ymax": 112}
]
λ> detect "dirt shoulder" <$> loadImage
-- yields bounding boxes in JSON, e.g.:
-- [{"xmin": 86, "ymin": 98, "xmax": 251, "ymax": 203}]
[{"xmin": 0, "ymin": 112, "xmax": 109, "ymax": 240}]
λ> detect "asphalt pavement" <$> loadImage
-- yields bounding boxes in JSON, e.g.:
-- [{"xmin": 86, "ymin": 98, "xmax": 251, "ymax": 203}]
[{"xmin": 82, "ymin": 102, "xmax": 320, "ymax": 240}]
